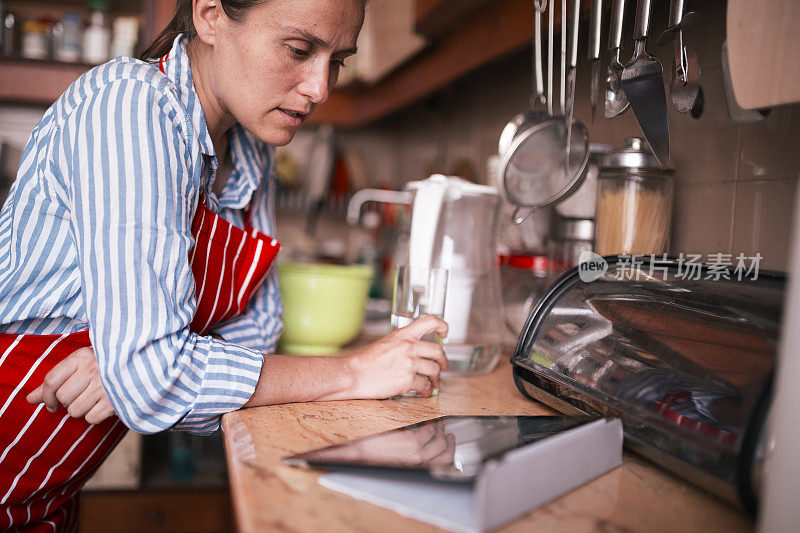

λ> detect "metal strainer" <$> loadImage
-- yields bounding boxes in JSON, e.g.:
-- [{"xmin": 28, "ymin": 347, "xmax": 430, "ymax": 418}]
[{"xmin": 499, "ymin": 0, "xmax": 590, "ymax": 223}]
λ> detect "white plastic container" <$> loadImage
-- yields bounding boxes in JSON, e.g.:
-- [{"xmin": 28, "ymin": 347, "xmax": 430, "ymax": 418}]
[
  {"xmin": 110, "ymin": 16, "xmax": 139, "ymax": 58},
  {"xmin": 21, "ymin": 20, "xmax": 48, "ymax": 60},
  {"xmin": 82, "ymin": 7, "xmax": 110, "ymax": 64},
  {"xmin": 55, "ymin": 11, "xmax": 81, "ymax": 62}
]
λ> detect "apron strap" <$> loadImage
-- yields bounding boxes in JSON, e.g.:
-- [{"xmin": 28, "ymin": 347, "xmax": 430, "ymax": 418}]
[{"xmin": 158, "ymin": 51, "xmax": 170, "ymax": 74}]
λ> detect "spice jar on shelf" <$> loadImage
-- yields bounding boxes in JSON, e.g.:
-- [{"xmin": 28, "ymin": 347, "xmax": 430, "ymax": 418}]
[
  {"xmin": 111, "ymin": 16, "xmax": 139, "ymax": 58},
  {"xmin": 21, "ymin": 19, "xmax": 49, "ymax": 60},
  {"xmin": 595, "ymin": 138, "xmax": 674, "ymax": 257},
  {"xmin": 82, "ymin": 0, "xmax": 111, "ymax": 64},
  {"xmin": 54, "ymin": 11, "xmax": 81, "ymax": 62}
]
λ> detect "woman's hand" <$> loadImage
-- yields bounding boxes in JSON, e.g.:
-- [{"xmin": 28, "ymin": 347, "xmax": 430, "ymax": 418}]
[
  {"xmin": 242, "ymin": 315, "xmax": 450, "ymax": 407},
  {"xmin": 344, "ymin": 315, "xmax": 449, "ymax": 399},
  {"xmin": 26, "ymin": 347, "xmax": 116, "ymax": 424}
]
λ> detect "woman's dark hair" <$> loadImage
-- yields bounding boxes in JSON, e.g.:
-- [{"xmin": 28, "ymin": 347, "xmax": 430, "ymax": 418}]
[
  {"xmin": 139, "ymin": 0, "xmax": 367, "ymax": 61},
  {"xmin": 139, "ymin": 0, "xmax": 266, "ymax": 60}
]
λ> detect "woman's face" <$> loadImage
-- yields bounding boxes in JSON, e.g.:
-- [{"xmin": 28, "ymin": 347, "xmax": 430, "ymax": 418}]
[{"xmin": 209, "ymin": 0, "xmax": 363, "ymax": 146}]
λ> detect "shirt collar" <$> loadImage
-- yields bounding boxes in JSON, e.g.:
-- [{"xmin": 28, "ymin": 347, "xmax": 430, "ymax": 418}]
[
  {"xmin": 159, "ymin": 35, "xmax": 267, "ymax": 210},
  {"xmin": 225, "ymin": 124, "xmax": 268, "ymax": 209},
  {"xmin": 159, "ymin": 35, "xmax": 215, "ymax": 158}
]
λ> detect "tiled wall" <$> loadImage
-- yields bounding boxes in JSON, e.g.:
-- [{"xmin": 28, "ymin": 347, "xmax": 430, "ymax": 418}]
[{"xmin": 339, "ymin": 0, "xmax": 799, "ymax": 272}]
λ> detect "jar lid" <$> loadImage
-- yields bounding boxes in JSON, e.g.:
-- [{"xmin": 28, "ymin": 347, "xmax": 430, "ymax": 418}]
[
  {"xmin": 498, "ymin": 254, "xmax": 553, "ymax": 272},
  {"xmin": 600, "ymin": 137, "xmax": 674, "ymax": 171}
]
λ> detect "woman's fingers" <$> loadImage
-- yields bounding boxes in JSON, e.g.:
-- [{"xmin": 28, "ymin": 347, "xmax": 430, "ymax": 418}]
[
  {"xmin": 398, "ymin": 315, "xmax": 448, "ymax": 341},
  {"xmin": 421, "ymin": 430, "xmax": 450, "ymax": 462},
  {"xmin": 414, "ymin": 358, "xmax": 442, "ymax": 389},
  {"xmin": 66, "ymin": 388, "xmax": 102, "ymax": 419},
  {"xmin": 55, "ymin": 370, "xmax": 93, "ymax": 410},
  {"xmin": 84, "ymin": 399, "xmax": 116, "ymax": 425},
  {"xmin": 411, "ymin": 339, "xmax": 448, "ymax": 372},
  {"xmin": 29, "ymin": 347, "xmax": 99, "ymax": 414},
  {"xmin": 410, "ymin": 373, "xmax": 434, "ymax": 397},
  {"xmin": 25, "ymin": 384, "xmax": 44, "ymax": 405},
  {"xmin": 40, "ymin": 354, "xmax": 82, "ymax": 412},
  {"xmin": 345, "ymin": 319, "xmax": 453, "ymax": 400}
]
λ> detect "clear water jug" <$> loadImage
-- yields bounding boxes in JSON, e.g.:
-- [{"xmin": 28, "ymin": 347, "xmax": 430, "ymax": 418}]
[{"xmin": 349, "ymin": 175, "xmax": 505, "ymax": 374}]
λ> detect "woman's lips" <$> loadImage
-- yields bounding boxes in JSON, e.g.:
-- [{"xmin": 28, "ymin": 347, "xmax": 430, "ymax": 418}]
[{"xmin": 277, "ymin": 107, "xmax": 307, "ymax": 126}]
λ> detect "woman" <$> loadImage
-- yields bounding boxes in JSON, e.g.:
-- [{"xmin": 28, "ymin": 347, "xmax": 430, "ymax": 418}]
[{"xmin": 0, "ymin": 0, "xmax": 447, "ymax": 530}]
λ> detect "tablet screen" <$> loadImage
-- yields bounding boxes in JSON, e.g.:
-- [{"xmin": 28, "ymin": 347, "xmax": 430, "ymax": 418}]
[{"xmin": 283, "ymin": 415, "xmax": 592, "ymax": 481}]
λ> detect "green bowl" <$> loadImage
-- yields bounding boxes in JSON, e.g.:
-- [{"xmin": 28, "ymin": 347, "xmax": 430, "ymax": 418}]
[{"xmin": 278, "ymin": 262, "xmax": 373, "ymax": 355}]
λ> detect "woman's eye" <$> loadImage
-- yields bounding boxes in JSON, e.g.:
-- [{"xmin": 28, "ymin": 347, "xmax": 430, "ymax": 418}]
[
  {"xmin": 288, "ymin": 46, "xmax": 310, "ymax": 58},
  {"xmin": 331, "ymin": 58, "xmax": 346, "ymax": 68}
]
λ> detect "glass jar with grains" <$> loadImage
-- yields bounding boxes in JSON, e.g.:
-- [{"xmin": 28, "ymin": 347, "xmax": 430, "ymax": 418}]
[{"xmin": 595, "ymin": 138, "xmax": 674, "ymax": 256}]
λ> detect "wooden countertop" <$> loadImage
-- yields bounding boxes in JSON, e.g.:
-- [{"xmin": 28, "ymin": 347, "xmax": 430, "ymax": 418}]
[{"xmin": 221, "ymin": 350, "xmax": 753, "ymax": 533}]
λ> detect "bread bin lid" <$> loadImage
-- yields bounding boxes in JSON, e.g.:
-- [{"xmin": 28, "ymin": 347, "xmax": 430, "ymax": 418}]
[{"xmin": 511, "ymin": 255, "xmax": 784, "ymax": 511}]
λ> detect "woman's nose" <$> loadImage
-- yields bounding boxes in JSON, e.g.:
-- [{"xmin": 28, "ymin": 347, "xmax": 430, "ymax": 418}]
[{"xmin": 298, "ymin": 61, "xmax": 332, "ymax": 105}]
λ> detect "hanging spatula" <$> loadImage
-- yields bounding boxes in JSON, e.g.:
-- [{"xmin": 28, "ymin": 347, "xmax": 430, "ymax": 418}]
[{"xmin": 621, "ymin": 0, "xmax": 670, "ymax": 167}]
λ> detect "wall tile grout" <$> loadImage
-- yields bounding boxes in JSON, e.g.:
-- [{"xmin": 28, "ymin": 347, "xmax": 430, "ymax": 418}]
[{"xmin": 730, "ymin": 124, "xmax": 743, "ymax": 253}]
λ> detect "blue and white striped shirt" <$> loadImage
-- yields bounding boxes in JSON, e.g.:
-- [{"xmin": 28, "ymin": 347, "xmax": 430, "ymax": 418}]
[{"xmin": 0, "ymin": 35, "xmax": 282, "ymax": 435}]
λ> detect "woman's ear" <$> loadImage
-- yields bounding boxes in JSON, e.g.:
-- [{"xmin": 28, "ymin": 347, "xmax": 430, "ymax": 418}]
[{"xmin": 193, "ymin": 0, "xmax": 223, "ymax": 45}]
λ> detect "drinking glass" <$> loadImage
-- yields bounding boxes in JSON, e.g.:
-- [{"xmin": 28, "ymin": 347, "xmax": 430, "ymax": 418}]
[{"xmin": 391, "ymin": 266, "xmax": 449, "ymax": 344}]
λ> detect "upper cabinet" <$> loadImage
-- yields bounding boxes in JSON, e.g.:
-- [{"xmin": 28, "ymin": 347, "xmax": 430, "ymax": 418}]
[
  {"xmin": 0, "ymin": 0, "xmax": 564, "ymax": 127},
  {"xmin": 311, "ymin": 0, "xmax": 544, "ymax": 127},
  {"xmin": 338, "ymin": 0, "xmax": 426, "ymax": 86}
]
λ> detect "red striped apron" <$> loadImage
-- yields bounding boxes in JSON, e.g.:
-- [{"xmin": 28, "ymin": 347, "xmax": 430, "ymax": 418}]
[{"xmin": 0, "ymin": 196, "xmax": 280, "ymax": 532}]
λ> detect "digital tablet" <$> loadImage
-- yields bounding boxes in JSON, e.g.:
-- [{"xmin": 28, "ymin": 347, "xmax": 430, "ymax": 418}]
[{"xmin": 282, "ymin": 415, "xmax": 595, "ymax": 482}]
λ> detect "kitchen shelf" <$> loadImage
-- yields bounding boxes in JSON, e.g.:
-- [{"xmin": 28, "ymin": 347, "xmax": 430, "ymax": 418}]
[
  {"xmin": 2, "ymin": 0, "xmax": 574, "ymax": 124},
  {"xmin": 0, "ymin": 57, "xmax": 95, "ymax": 105},
  {"xmin": 0, "ymin": 0, "xmax": 175, "ymax": 106},
  {"xmin": 310, "ymin": 0, "xmax": 579, "ymax": 128},
  {"xmin": 6, "ymin": 0, "xmax": 143, "ymax": 11}
]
